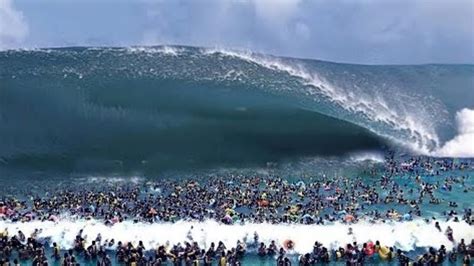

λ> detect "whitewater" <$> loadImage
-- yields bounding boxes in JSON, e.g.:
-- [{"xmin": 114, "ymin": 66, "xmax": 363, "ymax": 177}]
[{"xmin": 1, "ymin": 219, "xmax": 472, "ymax": 254}]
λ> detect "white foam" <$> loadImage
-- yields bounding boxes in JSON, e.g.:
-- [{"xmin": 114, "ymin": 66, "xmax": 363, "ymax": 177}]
[
  {"xmin": 78, "ymin": 176, "xmax": 145, "ymax": 185},
  {"xmin": 1, "ymin": 219, "xmax": 471, "ymax": 253},
  {"xmin": 434, "ymin": 108, "xmax": 474, "ymax": 158},
  {"xmin": 348, "ymin": 152, "xmax": 385, "ymax": 163},
  {"xmin": 126, "ymin": 46, "xmax": 182, "ymax": 56}
]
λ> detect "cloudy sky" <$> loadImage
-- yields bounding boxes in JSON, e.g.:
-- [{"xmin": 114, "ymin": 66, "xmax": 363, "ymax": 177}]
[{"xmin": 1, "ymin": 0, "xmax": 473, "ymax": 64}]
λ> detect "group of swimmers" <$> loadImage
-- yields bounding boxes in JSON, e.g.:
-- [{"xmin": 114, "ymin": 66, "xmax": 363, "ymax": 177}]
[
  {"xmin": 0, "ymin": 156, "xmax": 472, "ymax": 227},
  {"xmin": 0, "ymin": 155, "xmax": 472, "ymax": 265}
]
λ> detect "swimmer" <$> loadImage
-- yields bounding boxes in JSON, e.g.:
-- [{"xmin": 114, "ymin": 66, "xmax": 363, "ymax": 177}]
[
  {"xmin": 257, "ymin": 242, "xmax": 266, "ymax": 256},
  {"xmin": 446, "ymin": 226, "xmax": 454, "ymax": 242},
  {"xmin": 435, "ymin": 221, "xmax": 441, "ymax": 232},
  {"xmin": 267, "ymin": 240, "xmax": 277, "ymax": 255}
]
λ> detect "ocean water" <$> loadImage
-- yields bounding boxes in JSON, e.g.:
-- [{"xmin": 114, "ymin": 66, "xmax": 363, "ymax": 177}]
[
  {"xmin": 1, "ymin": 46, "xmax": 473, "ymax": 264},
  {"xmin": 1, "ymin": 46, "xmax": 473, "ymax": 177}
]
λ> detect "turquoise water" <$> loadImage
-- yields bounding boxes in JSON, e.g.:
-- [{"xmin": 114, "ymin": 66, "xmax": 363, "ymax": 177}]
[{"xmin": 1, "ymin": 47, "xmax": 474, "ymax": 177}]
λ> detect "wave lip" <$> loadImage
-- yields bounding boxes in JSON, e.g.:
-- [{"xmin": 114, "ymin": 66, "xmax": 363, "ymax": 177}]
[
  {"xmin": 202, "ymin": 48, "xmax": 474, "ymax": 157},
  {"xmin": 201, "ymin": 48, "xmax": 442, "ymax": 152}
]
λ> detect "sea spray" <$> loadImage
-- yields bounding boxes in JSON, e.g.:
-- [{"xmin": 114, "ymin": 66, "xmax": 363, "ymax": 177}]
[
  {"xmin": 435, "ymin": 108, "xmax": 474, "ymax": 158},
  {"xmin": 1, "ymin": 219, "xmax": 471, "ymax": 254}
]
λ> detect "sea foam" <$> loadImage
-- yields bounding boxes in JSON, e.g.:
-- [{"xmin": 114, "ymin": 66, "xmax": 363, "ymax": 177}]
[{"xmin": 1, "ymin": 219, "xmax": 471, "ymax": 254}]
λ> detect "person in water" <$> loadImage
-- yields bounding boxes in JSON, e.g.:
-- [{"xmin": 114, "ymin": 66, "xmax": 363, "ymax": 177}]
[
  {"xmin": 1, "ymin": 156, "xmax": 471, "ymax": 226},
  {"xmin": 0, "ymin": 155, "xmax": 472, "ymax": 264},
  {"xmin": 1, "ymin": 226, "xmax": 473, "ymax": 265}
]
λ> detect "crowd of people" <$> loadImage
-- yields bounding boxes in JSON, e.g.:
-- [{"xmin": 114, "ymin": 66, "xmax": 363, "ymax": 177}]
[
  {"xmin": 0, "ymin": 229, "xmax": 473, "ymax": 265},
  {"xmin": 0, "ymin": 156, "xmax": 472, "ymax": 265},
  {"xmin": 0, "ymin": 157, "xmax": 472, "ymax": 226}
]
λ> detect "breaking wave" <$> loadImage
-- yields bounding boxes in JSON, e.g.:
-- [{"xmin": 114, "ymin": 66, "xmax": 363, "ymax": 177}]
[{"xmin": 1, "ymin": 46, "xmax": 473, "ymax": 175}]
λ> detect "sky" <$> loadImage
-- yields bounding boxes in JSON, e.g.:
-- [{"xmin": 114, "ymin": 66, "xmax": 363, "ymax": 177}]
[{"xmin": 0, "ymin": 0, "xmax": 473, "ymax": 64}]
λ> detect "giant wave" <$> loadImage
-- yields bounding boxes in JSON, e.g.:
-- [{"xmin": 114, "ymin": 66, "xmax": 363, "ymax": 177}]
[{"xmin": 1, "ymin": 46, "xmax": 473, "ymax": 175}]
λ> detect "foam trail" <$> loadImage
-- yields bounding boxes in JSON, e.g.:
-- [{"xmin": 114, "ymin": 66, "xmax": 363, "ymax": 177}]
[
  {"xmin": 348, "ymin": 151, "xmax": 385, "ymax": 163},
  {"xmin": 435, "ymin": 108, "xmax": 474, "ymax": 158},
  {"xmin": 125, "ymin": 46, "xmax": 183, "ymax": 56},
  {"xmin": 78, "ymin": 176, "xmax": 145, "ymax": 185},
  {"xmin": 1, "ymin": 219, "xmax": 471, "ymax": 253}
]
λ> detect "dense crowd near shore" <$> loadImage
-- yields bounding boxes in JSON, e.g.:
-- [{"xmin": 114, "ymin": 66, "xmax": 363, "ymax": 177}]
[
  {"xmin": 0, "ymin": 156, "xmax": 473, "ymax": 265},
  {"xmin": 0, "ymin": 228, "xmax": 473, "ymax": 265}
]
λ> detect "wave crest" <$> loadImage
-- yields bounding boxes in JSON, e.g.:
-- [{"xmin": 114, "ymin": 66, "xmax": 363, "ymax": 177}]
[{"xmin": 202, "ymin": 48, "xmax": 445, "ymax": 155}]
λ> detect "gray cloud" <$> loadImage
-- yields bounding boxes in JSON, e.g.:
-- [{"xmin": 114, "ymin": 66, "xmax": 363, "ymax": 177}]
[
  {"xmin": 140, "ymin": 0, "xmax": 474, "ymax": 64},
  {"xmin": 8, "ymin": 0, "xmax": 474, "ymax": 64}
]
